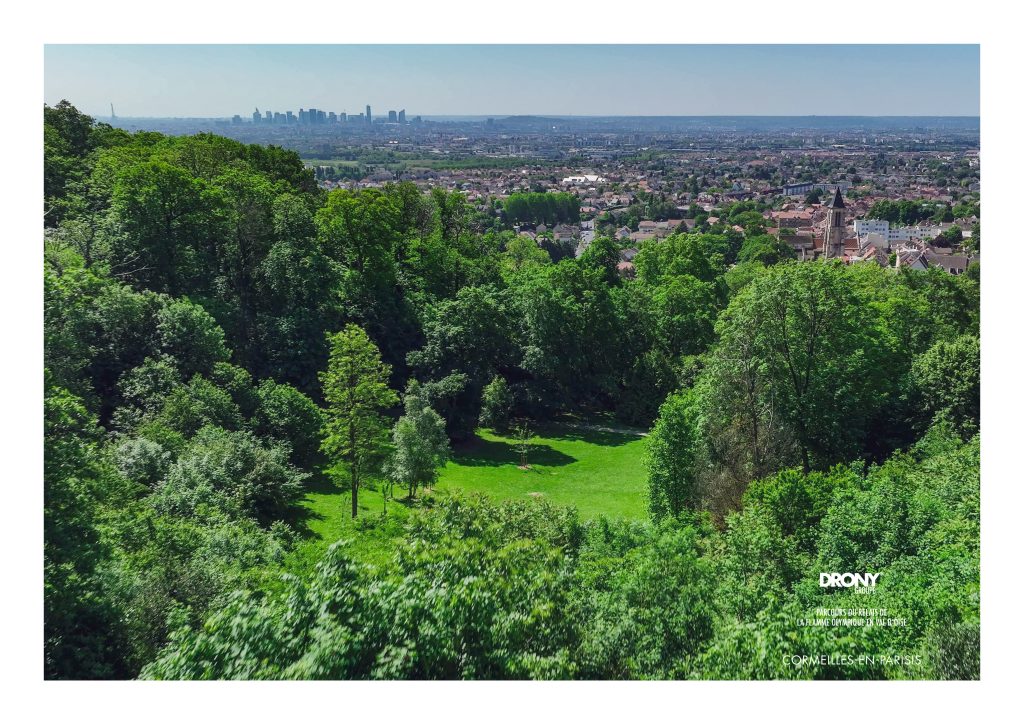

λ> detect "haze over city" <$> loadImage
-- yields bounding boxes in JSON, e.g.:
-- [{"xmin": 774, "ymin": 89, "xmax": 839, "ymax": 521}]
[{"xmin": 44, "ymin": 44, "xmax": 980, "ymax": 118}]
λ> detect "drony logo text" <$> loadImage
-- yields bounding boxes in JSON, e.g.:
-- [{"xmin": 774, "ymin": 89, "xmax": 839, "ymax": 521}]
[{"xmin": 819, "ymin": 572, "xmax": 880, "ymax": 588}]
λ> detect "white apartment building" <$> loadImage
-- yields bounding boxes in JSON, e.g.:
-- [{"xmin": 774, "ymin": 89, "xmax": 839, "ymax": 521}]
[
  {"xmin": 854, "ymin": 219, "xmax": 890, "ymax": 237},
  {"xmin": 854, "ymin": 218, "xmax": 940, "ymax": 244},
  {"xmin": 562, "ymin": 174, "xmax": 607, "ymax": 186}
]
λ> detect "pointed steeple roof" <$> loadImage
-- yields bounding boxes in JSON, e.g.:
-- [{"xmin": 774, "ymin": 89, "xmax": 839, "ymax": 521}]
[{"xmin": 827, "ymin": 186, "xmax": 845, "ymax": 209}]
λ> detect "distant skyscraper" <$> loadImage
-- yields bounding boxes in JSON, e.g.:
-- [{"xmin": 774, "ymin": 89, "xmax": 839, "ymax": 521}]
[
  {"xmin": 265, "ymin": 110, "xmax": 272, "ymax": 122},
  {"xmin": 340, "ymin": 112, "xmax": 347, "ymax": 123},
  {"xmin": 366, "ymin": 105, "xmax": 372, "ymax": 124},
  {"xmin": 286, "ymin": 110, "xmax": 295, "ymax": 123},
  {"xmin": 398, "ymin": 109, "xmax": 406, "ymax": 124},
  {"xmin": 252, "ymin": 107, "xmax": 261, "ymax": 123},
  {"xmin": 388, "ymin": 110, "xmax": 398, "ymax": 123}
]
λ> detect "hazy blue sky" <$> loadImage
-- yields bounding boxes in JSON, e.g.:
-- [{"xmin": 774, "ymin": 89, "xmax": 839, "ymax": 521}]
[{"xmin": 44, "ymin": 45, "xmax": 980, "ymax": 117}]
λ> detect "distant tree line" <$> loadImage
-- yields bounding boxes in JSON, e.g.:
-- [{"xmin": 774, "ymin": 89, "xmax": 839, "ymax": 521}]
[
  {"xmin": 503, "ymin": 191, "xmax": 580, "ymax": 226},
  {"xmin": 867, "ymin": 199, "xmax": 955, "ymax": 226}
]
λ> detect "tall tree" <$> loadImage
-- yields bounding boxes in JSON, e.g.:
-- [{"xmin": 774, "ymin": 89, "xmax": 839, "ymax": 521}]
[
  {"xmin": 707, "ymin": 261, "xmax": 878, "ymax": 475},
  {"xmin": 386, "ymin": 381, "xmax": 450, "ymax": 499},
  {"xmin": 646, "ymin": 390, "xmax": 702, "ymax": 519},
  {"xmin": 320, "ymin": 324, "xmax": 399, "ymax": 518}
]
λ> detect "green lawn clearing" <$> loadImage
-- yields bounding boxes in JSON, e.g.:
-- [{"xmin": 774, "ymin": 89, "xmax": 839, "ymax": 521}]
[
  {"xmin": 288, "ymin": 421, "xmax": 650, "ymax": 569},
  {"xmin": 435, "ymin": 422, "xmax": 649, "ymax": 520}
]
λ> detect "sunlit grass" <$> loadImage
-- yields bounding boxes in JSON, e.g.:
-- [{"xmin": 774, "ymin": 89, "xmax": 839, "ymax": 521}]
[{"xmin": 288, "ymin": 421, "xmax": 650, "ymax": 570}]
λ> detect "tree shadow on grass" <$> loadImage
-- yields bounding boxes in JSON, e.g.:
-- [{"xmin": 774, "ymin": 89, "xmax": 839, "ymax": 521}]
[
  {"xmin": 282, "ymin": 498, "xmax": 324, "ymax": 539},
  {"xmin": 304, "ymin": 469, "xmax": 341, "ymax": 494},
  {"xmin": 284, "ymin": 470, "xmax": 341, "ymax": 539},
  {"xmin": 452, "ymin": 434, "xmax": 577, "ymax": 468},
  {"xmin": 534, "ymin": 425, "xmax": 645, "ymax": 448}
]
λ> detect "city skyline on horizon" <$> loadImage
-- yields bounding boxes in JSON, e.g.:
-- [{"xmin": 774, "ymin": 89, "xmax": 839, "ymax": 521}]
[
  {"xmin": 45, "ymin": 45, "xmax": 980, "ymax": 118},
  {"xmin": 102, "ymin": 112, "xmax": 983, "ymax": 120}
]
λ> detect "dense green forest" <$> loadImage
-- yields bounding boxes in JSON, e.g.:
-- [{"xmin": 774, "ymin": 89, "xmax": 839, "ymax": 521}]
[{"xmin": 44, "ymin": 102, "xmax": 980, "ymax": 680}]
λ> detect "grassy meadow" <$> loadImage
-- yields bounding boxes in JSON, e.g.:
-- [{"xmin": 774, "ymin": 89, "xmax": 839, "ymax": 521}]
[{"xmin": 288, "ymin": 422, "xmax": 649, "ymax": 570}]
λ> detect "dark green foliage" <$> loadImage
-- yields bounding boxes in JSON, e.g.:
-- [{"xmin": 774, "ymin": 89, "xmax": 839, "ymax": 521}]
[
  {"xmin": 44, "ymin": 380, "xmax": 130, "ymax": 678},
  {"xmin": 867, "ymin": 199, "xmax": 951, "ymax": 226},
  {"xmin": 578, "ymin": 236, "xmax": 623, "ymax": 285},
  {"xmin": 503, "ymin": 191, "xmax": 580, "ymax": 226},
  {"xmin": 408, "ymin": 285, "xmax": 519, "ymax": 439},
  {"xmin": 743, "ymin": 466, "xmax": 859, "ymax": 551},
  {"xmin": 253, "ymin": 380, "xmax": 325, "ymax": 469},
  {"xmin": 932, "ymin": 225, "xmax": 963, "ymax": 248},
  {"xmin": 515, "ymin": 261, "xmax": 622, "ymax": 412}
]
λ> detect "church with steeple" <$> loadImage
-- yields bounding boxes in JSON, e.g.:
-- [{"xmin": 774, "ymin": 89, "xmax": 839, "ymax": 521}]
[
  {"xmin": 822, "ymin": 187, "xmax": 846, "ymax": 260},
  {"xmin": 808, "ymin": 186, "xmax": 858, "ymax": 261}
]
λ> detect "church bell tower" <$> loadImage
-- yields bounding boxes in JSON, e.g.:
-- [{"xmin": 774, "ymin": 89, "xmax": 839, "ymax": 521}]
[{"xmin": 822, "ymin": 187, "xmax": 846, "ymax": 260}]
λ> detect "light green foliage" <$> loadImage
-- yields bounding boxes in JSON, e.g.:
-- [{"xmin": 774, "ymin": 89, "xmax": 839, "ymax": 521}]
[
  {"xmin": 646, "ymin": 391, "xmax": 702, "ymax": 518},
  {"xmin": 502, "ymin": 234, "xmax": 551, "ymax": 272},
  {"xmin": 157, "ymin": 375, "xmax": 243, "ymax": 437},
  {"xmin": 912, "ymin": 335, "xmax": 980, "ymax": 437},
  {"xmin": 154, "ymin": 425, "xmax": 307, "ymax": 524},
  {"xmin": 478, "ymin": 375, "xmax": 513, "ymax": 431},
  {"xmin": 737, "ymin": 234, "xmax": 797, "ymax": 266},
  {"xmin": 633, "ymin": 232, "xmax": 728, "ymax": 290},
  {"xmin": 113, "ymin": 437, "xmax": 171, "ymax": 488},
  {"xmin": 146, "ymin": 428, "xmax": 979, "ymax": 680},
  {"xmin": 320, "ymin": 324, "xmax": 399, "ymax": 517},
  {"xmin": 386, "ymin": 382, "xmax": 450, "ymax": 498},
  {"xmin": 155, "ymin": 300, "xmax": 230, "ymax": 378},
  {"xmin": 573, "ymin": 521, "xmax": 717, "ymax": 678}
]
